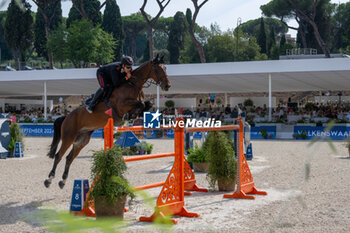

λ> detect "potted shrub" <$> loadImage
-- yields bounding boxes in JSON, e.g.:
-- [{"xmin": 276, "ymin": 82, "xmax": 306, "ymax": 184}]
[
  {"xmin": 206, "ymin": 132, "xmax": 237, "ymax": 191},
  {"xmin": 259, "ymin": 128, "xmax": 268, "ymax": 139},
  {"xmin": 165, "ymin": 100, "xmax": 175, "ymax": 108},
  {"xmin": 130, "ymin": 145, "xmax": 138, "ymax": 154},
  {"xmin": 135, "ymin": 141, "xmax": 147, "ymax": 155},
  {"xmin": 243, "ymin": 99, "xmax": 254, "ymax": 107},
  {"xmin": 300, "ymin": 130, "xmax": 308, "ymax": 140},
  {"xmin": 7, "ymin": 122, "xmax": 24, "ymax": 156},
  {"xmin": 146, "ymin": 143, "xmax": 154, "ymax": 154},
  {"xmin": 187, "ymin": 144, "xmax": 209, "ymax": 172},
  {"xmin": 88, "ymin": 146, "xmax": 135, "ymax": 218}
]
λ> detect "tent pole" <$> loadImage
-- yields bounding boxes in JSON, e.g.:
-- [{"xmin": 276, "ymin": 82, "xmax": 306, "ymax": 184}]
[
  {"xmin": 43, "ymin": 81, "xmax": 47, "ymax": 120},
  {"xmin": 268, "ymin": 74, "xmax": 272, "ymax": 122},
  {"xmin": 157, "ymin": 85, "xmax": 160, "ymax": 110}
]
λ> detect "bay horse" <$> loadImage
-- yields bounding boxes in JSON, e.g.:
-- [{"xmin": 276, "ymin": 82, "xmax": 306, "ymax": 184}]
[{"xmin": 44, "ymin": 56, "xmax": 171, "ymax": 189}]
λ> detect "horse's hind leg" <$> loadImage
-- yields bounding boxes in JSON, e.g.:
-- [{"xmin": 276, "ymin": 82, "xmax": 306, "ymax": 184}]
[
  {"xmin": 58, "ymin": 131, "xmax": 93, "ymax": 189},
  {"xmin": 44, "ymin": 133, "xmax": 77, "ymax": 188}
]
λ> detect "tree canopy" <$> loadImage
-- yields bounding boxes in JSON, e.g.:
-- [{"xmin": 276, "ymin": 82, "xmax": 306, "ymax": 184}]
[{"xmin": 5, "ymin": 0, "xmax": 33, "ymax": 64}]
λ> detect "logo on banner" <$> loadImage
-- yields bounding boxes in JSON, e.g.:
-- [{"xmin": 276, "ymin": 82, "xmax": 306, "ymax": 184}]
[{"xmin": 143, "ymin": 110, "xmax": 161, "ymax": 129}]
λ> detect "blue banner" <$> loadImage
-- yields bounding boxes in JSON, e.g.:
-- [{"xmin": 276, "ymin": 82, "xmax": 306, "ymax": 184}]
[
  {"xmin": 19, "ymin": 124, "xmax": 102, "ymax": 138},
  {"xmin": 294, "ymin": 126, "xmax": 350, "ymax": 140},
  {"xmin": 19, "ymin": 124, "xmax": 349, "ymax": 140},
  {"xmin": 250, "ymin": 126, "xmax": 276, "ymax": 139},
  {"xmin": 193, "ymin": 132, "xmax": 203, "ymax": 139}
]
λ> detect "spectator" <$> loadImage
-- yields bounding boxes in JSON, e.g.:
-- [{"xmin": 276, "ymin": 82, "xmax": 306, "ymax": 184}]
[
  {"xmin": 346, "ymin": 111, "xmax": 350, "ymax": 121},
  {"xmin": 224, "ymin": 104, "xmax": 231, "ymax": 115}
]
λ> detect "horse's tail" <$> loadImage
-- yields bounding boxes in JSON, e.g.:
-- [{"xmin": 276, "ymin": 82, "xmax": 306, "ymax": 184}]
[{"xmin": 47, "ymin": 116, "xmax": 66, "ymax": 159}]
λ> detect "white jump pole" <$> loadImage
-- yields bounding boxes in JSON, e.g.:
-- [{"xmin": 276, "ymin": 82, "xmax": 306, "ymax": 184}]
[{"xmin": 156, "ymin": 85, "xmax": 160, "ymax": 110}]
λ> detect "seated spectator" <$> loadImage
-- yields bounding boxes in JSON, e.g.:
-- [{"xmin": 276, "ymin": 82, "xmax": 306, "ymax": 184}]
[
  {"xmin": 224, "ymin": 104, "xmax": 231, "ymax": 115},
  {"xmin": 346, "ymin": 111, "xmax": 350, "ymax": 121},
  {"xmin": 231, "ymin": 107, "xmax": 239, "ymax": 118},
  {"xmin": 278, "ymin": 108, "xmax": 284, "ymax": 119}
]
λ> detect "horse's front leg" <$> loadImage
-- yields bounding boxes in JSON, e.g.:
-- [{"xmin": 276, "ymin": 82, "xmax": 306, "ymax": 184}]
[
  {"xmin": 143, "ymin": 100, "xmax": 153, "ymax": 112},
  {"xmin": 122, "ymin": 99, "xmax": 145, "ymax": 115}
]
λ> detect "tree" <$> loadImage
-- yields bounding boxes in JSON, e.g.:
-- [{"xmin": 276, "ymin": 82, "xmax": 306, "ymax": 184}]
[
  {"xmin": 261, "ymin": 0, "xmax": 304, "ymax": 45},
  {"xmin": 204, "ymin": 29, "xmax": 265, "ymax": 62},
  {"xmin": 304, "ymin": 0, "xmax": 332, "ymax": 52},
  {"xmin": 205, "ymin": 33, "xmax": 235, "ymax": 62},
  {"xmin": 332, "ymin": 2, "xmax": 350, "ymax": 52},
  {"xmin": 48, "ymin": 21, "xmax": 116, "ymax": 68},
  {"xmin": 102, "ymin": 0, "xmax": 124, "ymax": 60},
  {"xmin": 5, "ymin": 0, "xmax": 33, "ymax": 68},
  {"xmin": 34, "ymin": 6, "xmax": 47, "ymax": 58},
  {"xmin": 279, "ymin": 33, "xmax": 286, "ymax": 55},
  {"xmin": 287, "ymin": 0, "xmax": 330, "ymax": 57},
  {"xmin": 47, "ymin": 24, "xmax": 67, "ymax": 68},
  {"xmin": 180, "ymin": 24, "xmax": 210, "ymax": 63},
  {"xmin": 123, "ymin": 13, "xmax": 146, "ymax": 60},
  {"xmin": 33, "ymin": 0, "xmax": 62, "ymax": 68},
  {"xmin": 267, "ymin": 26, "xmax": 276, "ymax": 57},
  {"xmin": 142, "ymin": 39, "xmax": 150, "ymax": 62},
  {"xmin": 239, "ymin": 17, "xmax": 288, "ymax": 39},
  {"xmin": 257, "ymin": 17, "xmax": 267, "ymax": 54},
  {"xmin": 186, "ymin": 0, "xmax": 209, "ymax": 63},
  {"xmin": 93, "ymin": 28, "xmax": 117, "ymax": 65},
  {"xmin": 167, "ymin": 12, "xmax": 186, "ymax": 64},
  {"xmin": 140, "ymin": 0, "xmax": 171, "ymax": 59},
  {"xmin": 0, "ymin": 12, "xmax": 12, "ymax": 61},
  {"xmin": 261, "ymin": 0, "xmax": 331, "ymax": 57},
  {"xmin": 154, "ymin": 16, "xmax": 173, "ymax": 50},
  {"xmin": 66, "ymin": 20, "xmax": 96, "ymax": 67},
  {"xmin": 66, "ymin": 0, "xmax": 102, "ymax": 28}
]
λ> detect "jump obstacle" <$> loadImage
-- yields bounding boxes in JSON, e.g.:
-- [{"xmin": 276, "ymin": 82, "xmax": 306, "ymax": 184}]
[{"xmin": 75, "ymin": 117, "xmax": 267, "ymax": 223}]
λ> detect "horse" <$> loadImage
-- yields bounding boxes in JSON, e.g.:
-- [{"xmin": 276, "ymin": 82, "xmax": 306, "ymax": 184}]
[{"xmin": 44, "ymin": 55, "xmax": 171, "ymax": 189}]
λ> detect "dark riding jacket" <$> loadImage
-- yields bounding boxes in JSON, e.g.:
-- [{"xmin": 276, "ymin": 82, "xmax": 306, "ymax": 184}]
[{"xmin": 96, "ymin": 62, "xmax": 128, "ymax": 89}]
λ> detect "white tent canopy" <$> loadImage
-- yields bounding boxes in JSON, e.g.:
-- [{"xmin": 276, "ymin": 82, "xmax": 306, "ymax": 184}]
[
  {"xmin": 0, "ymin": 57, "xmax": 349, "ymax": 96},
  {"xmin": 1, "ymin": 57, "xmax": 350, "ymax": 120}
]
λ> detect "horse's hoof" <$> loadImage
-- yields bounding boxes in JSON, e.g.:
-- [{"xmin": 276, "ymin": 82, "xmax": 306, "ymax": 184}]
[
  {"xmin": 44, "ymin": 179, "xmax": 51, "ymax": 188},
  {"xmin": 58, "ymin": 181, "xmax": 65, "ymax": 189}
]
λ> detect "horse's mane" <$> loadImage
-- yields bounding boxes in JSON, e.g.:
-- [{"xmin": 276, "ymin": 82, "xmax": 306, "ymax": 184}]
[{"xmin": 131, "ymin": 60, "xmax": 150, "ymax": 77}]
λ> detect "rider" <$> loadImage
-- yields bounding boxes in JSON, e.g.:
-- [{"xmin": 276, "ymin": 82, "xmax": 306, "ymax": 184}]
[{"xmin": 86, "ymin": 56, "xmax": 134, "ymax": 113}]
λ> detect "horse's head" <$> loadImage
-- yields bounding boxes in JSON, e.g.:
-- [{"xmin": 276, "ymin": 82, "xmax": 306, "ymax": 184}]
[{"xmin": 150, "ymin": 54, "xmax": 171, "ymax": 91}]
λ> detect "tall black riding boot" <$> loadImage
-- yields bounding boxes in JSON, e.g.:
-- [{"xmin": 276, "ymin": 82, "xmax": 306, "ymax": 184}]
[{"xmin": 86, "ymin": 88, "xmax": 104, "ymax": 113}]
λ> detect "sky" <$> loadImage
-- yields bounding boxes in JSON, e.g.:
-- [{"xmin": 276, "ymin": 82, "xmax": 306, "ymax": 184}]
[{"xmin": 1, "ymin": 0, "xmax": 349, "ymax": 37}]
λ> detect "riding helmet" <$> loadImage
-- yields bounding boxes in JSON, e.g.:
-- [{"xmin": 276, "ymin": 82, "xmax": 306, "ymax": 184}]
[{"xmin": 121, "ymin": 56, "xmax": 134, "ymax": 66}]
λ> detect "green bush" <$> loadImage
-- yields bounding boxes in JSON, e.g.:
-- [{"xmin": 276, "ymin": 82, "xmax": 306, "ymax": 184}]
[
  {"xmin": 293, "ymin": 130, "xmax": 308, "ymax": 139},
  {"xmin": 206, "ymin": 132, "xmax": 237, "ymax": 189},
  {"xmin": 187, "ymin": 144, "xmax": 208, "ymax": 163},
  {"xmin": 259, "ymin": 128, "xmax": 268, "ymax": 139},
  {"xmin": 22, "ymin": 117, "xmax": 33, "ymax": 123},
  {"xmin": 146, "ymin": 143, "xmax": 154, "ymax": 154},
  {"xmin": 135, "ymin": 141, "xmax": 147, "ymax": 153},
  {"xmin": 7, "ymin": 137, "xmax": 16, "ymax": 152},
  {"xmin": 7, "ymin": 122, "xmax": 24, "ymax": 152},
  {"xmin": 165, "ymin": 100, "xmax": 175, "ymax": 108},
  {"xmin": 243, "ymin": 99, "xmax": 254, "ymax": 107},
  {"xmin": 120, "ymin": 147, "xmax": 134, "ymax": 156},
  {"xmin": 88, "ymin": 146, "xmax": 135, "ymax": 204},
  {"xmin": 304, "ymin": 102, "xmax": 315, "ymax": 112},
  {"xmin": 300, "ymin": 130, "xmax": 307, "ymax": 139}
]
